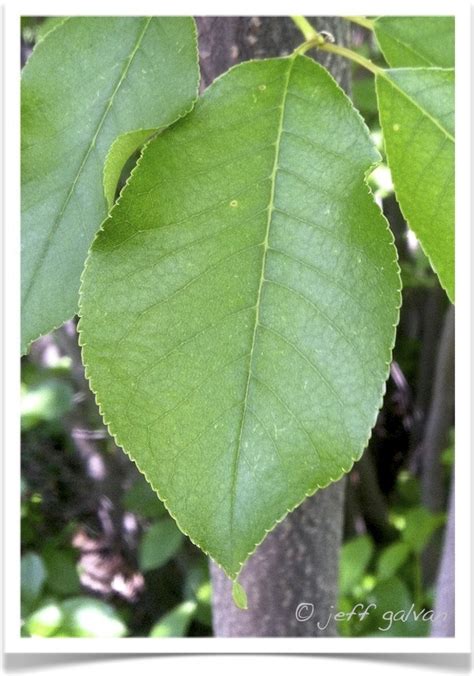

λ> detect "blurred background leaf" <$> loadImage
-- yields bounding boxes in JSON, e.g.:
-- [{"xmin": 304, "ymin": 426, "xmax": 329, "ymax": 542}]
[
  {"xmin": 123, "ymin": 477, "xmax": 167, "ymax": 520},
  {"xmin": 55, "ymin": 597, "xmax": 127, "ymax": 638},
  {"xmin": 149, "ymin": 600, "xmax": 197, "ymax": 637},
  {"xmin": 401, "ymin": 506, "xmax": 445, "ymax": 554},
  {"xmin": 377, "ymin": 541, "xmax": 410, "ymax": 581},
  {"xmin": 139, "ymin": 518, "xmax": 185, "ymax": 572},
  {"xmin": 21, "ymin": 552, "xmax": 46, "ymax": 611},
  {"xmin": 339, "ymin": 535, "xmax": 374, "ymax": 596}
]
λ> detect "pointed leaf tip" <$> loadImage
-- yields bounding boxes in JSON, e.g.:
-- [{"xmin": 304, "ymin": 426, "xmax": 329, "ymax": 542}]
[{"xmin": 232, "ymin": 580, "xmax": 248, "ymax": 610}]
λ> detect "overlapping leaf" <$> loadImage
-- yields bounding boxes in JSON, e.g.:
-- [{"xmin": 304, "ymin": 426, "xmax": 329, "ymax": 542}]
[
  {"xmin": 103, "ymin": 129, "xmax": 157, "ymax": 209},
  {"xmin": 79, "ymin": 55, "xmax": 401, "ymax": 578},
  {"xmin": 21, "ymin": 16, "xmax": 199, "ymax": 353},
  {"xmin": 374, "ymin": 16, "xmax": 454, "ymax": 68},
  {"xmin": 376, "ymin": 68, "xmax": 454, "ymax": 301}
]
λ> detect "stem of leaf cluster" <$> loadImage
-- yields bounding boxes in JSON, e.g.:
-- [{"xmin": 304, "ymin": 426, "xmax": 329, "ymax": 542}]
[
  {"xmin": 295, "ymin": 37, "xmax": 383, "ymax": 77},
  {"xmin": 343, "ymin": 16, "xmax": 375, "ymax": 31},
  {"xmin": 291, "ymin": 16, "xmax": 383, "ymax": 78},
  {"xmin": 290, "ymin": 15, "xmax": 319, "ymax": 42},
  {"xmin": 318, "ymin": 42, "xmax": 382, "ymax": 76}
]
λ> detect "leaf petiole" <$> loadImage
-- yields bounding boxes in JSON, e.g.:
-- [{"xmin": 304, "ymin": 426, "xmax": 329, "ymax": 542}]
[
  {"xmin": 291, "ymin": 15, "xmax": 382, "ymax": 77},
  {"xmin": 316, "ymin": 41, "xmax": 383, "ymax": 77},
  {"xmin": 343, "ymin": 16, "xmax": 375, "ymax": 31},
  {"xmin": 290, "ymin": 15, "xmax": 319, "ymax": 42},
  {"xmin": 294, "ymin": 36, "xmax": 383, "ymax": 78}
]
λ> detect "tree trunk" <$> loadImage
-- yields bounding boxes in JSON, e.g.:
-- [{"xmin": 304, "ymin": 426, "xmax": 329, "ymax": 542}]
[
  {"xmin": 420, "ymin": 305, "xmax": 455, "ymax": 585},
  {"xmin": 197, "ymin": 16, "xmax": 351, "ymax": 638},
  {"xmin": 211, "ymin": 481, "xmax": 346, "ymax": 636},
  {"xmin": 431, "ymin": 476, "xmax": 455, "ymax": 637},
  {"xmin": 420, "ymin": 305, "xmax": 455, "ymax": 513}
]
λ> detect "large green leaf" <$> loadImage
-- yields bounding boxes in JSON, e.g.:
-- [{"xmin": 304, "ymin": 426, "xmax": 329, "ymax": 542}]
[
  {"xmin": 374, "ymin": 16, "xmax": 454, "ymax": 68},
  {"xmin": 21, "ymin": 16, "xmax": 199, "ymax": 353},
  {"xmin": 376, "ymin": 68, "xmax": 454, "ymax": 301},
  {"xmin": 79, "ymin": 55, "xmax": 401, "ymax": 579}
]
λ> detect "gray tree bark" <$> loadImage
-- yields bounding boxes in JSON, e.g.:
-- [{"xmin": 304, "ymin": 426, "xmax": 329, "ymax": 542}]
[
  {"xmin": 420, "ymin": 305, "xmax": 455, "ymax": 585},
  {"xmin": 196, "ymin": 16, "xmax": 351, "ymax": 637},
  {"xmin": 431, "ymin": 476, "xmax": 455, "ymax": 637},
  {"xmin": 211, "ymin": 482, "xmax": 346, "ymax": 636},
  {"xmin": 420, "ymin": 305, "xmax": 455, "ymax": 513}
]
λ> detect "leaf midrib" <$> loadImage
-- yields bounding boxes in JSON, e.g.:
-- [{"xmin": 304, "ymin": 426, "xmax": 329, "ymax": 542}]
[
  {"xmin": 229, "ymin": 56, "xmax": 295, "ymax": 563},
  {"xmin": 22, "ymin": 16, "xmax": 153, "ymax": 308}
]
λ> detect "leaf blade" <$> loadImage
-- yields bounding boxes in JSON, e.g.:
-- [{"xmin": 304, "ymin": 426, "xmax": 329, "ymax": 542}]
[
  {"xmin": 21, "ymin": 16, "xmax": 199, "ymax": 353},
  {"xmin": 79, "ymin": 56, "xmax": 401, "ymax": 577},
  {"xmin": 376, "ymin": 68, "xmax": 454, "ymax": 301},
  {"xmin": 374, "ymin": 16, "xmax": 455, "ymax": 68}
]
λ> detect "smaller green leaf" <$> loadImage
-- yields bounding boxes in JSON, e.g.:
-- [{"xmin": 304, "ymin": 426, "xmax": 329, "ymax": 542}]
[
  {"xmin": 149, "ymin": 600, "xmax": 197, "ymax": 637},
  {"xmin": 21, "ymin": 380, "xmax": 73, "ymax": 430},
  {"xmin": 441, "ymin": 444, "xmax": 454, "ymax": 468},
  {"xmin": 339, "ymin": 535, "xmax": 374, "ymax": 596},
  {"xmin": 374, "ymin": 16, "xmax": 454, "ymax": 68},
  {"xmin": 139, "ymin": 518, "xmax": 184, "ymax": 571},
  {"xmin": 377, "ymin": 541, "xmax": 410, "ymax": 581},
  {"xmin": 194, "ymin": 580, "xmax": 212, "ymax": 626},
  {"xmin": 103, "ymin": 129, "xmax": 156, "ymax": 209},
  {"xmin": 367, "ymin": 577, "xmax": 427, "ymax": 636},
  {"xmin": 21, "ymin": 17, "xmax": 40, "ymax": 43},
  {"xmin": 21, "ymin": 552, "xmax": 47, "ymax": 608},
  {"xmin": 123, "ymin": 477, "xmax": 167, "ymax": 519},
  {"xmin": 59, "ymin": 597, "xmax": 127, "ymax": 637},
  {"xmin": 376, "ymin": 68, "xmax": 454, "ymax": 301},
  {"xmin": 184, "ymin": 561, "xmax": 212, "ymax": 626},
  {"xmin": 401, "ymin": 506, "xmax": 445, "ymax": 554},
  {"xmin": 24, "ymin": 601, "xmax": 63, "ymax": 637},
  {"xmin": 232, "ymin": 580, "xmax": 248, "ymax": 610},
  {"xmin": 395, "ymin": 470, "xmax": 421, "ymax": 506},
  {"xmin": 42, "ymin": 548, "xmax": 81, "ymax": 596}
]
